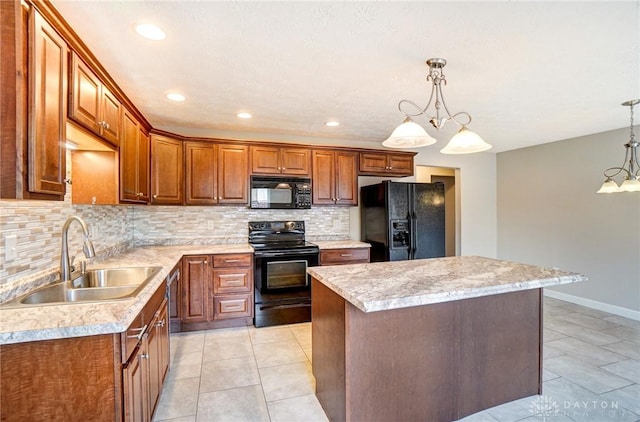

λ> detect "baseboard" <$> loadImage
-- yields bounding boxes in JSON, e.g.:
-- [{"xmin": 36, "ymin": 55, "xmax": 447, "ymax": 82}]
[{"xmin": 544, "ymin": 289, "xmax": 640, "ymax": 321}]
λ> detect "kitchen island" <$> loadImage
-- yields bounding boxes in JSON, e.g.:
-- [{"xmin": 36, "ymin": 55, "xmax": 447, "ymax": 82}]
[{"xmin": 307, "ymin": 256, "xmax": 586, "ymax": 422}]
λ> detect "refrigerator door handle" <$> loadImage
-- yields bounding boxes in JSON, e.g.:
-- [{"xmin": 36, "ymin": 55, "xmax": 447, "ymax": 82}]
[{"xmin": 411, "ymin": 211, "xmax": 418, "ymax": 259}]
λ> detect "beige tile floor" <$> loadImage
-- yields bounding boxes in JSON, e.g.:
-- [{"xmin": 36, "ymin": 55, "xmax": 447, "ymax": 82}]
[{"xmin": 154, "ymin": 297, "xmax": 640, "ymax": 422}]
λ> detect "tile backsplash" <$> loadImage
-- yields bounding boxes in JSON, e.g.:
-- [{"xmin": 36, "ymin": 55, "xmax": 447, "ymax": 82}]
[{"xmin": 0, "ymin": 195, "xmax": 350, "ymax": 299}]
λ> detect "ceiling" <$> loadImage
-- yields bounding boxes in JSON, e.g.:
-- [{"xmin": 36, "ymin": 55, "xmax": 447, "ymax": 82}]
[{"xmin": 51, "ymin": 1, "xmax": 640, "ymax": 153}]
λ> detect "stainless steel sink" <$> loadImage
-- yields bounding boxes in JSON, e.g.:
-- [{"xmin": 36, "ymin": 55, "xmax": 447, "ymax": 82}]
[
  {"xmin": 20, "ymin": 283, "xmax": 139, "ymax": 304},
  {"xmin": 71, "ymin": 266, "xmax": 161, "ymax": 288},
  {"xmin": 2, "ymin": 266, "xmax": 162, "ymax": 307}
]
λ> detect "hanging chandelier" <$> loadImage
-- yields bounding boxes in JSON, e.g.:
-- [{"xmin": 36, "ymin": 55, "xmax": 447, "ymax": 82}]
[
  {"xmin": 383, "ymin": 58, "xmax": 492, "ymax": 154},
  {"xmin": 597, "ymin": 99, "xmax": 640, "ymax": 193}
]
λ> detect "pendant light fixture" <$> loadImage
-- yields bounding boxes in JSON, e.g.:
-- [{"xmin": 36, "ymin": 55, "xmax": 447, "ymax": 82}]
[
  {"xmin": 597, "ymin": 99, "xmax": 640, "ymax": 193},
  {"xmin": 383, "ymin": 58, "xmax": 492, "ymax": 154}
]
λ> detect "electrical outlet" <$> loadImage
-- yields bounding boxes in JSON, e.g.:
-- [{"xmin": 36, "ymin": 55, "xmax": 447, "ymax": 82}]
[{"xmin": 5, "ymin": 235, "xmax": 17, "ymax": 262}]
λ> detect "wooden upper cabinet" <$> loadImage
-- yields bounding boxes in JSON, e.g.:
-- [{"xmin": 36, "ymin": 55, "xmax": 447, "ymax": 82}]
[
  {"xmin": 312, "ymin": 150, "xmax": 358, "ymax": 206},
  {"xmin": 185, "ymin": 141, "xmax": 217, "ymax": 205},
  {"xmin": 28, "ymin": 8, "xmax": 67, "ymax": 197},
  {"xmin": 218, "ymin": 144, "xmax": 249, "ymax": 203},
  {"xmin": 69, "ymin": 53, "xmax": 121, "ymax": 147},
  {"xmin": 151, "ymin": 135, "xmax": 183, "ymax": 205},
  {"xmin": 185, "ymin": 142, "xmax": 248, "ymax": 205},
  {"xmin": 251, "ymin": 145, "xmax": 310, "ymax": 176},
  {"xmin": 358, "ymin": 152, "xmax": 414, "ymax": 176},
  {"xmin": 120, "ymin": 109, "xmax": 149, "ymax": 203}
]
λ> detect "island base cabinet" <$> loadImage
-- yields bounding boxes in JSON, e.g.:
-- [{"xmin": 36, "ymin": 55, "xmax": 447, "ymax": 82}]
[
  {"xmin": 0, "ymin": 334, "xmax": 121, "ymax": 421},
  {"xmin": 311, "ymin": 279, "xmax": 542, "ymax": 422}
]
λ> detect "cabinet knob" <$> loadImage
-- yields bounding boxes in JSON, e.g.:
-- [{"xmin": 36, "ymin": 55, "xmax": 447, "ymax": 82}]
[
  {"xmin": 140, "ymin": 353, "xmax": 149, "ymax": 360},
  {"xmin": 153, "ymin": 194, "xmax": 158, "ymax": 199},
  {"xmin": 204, "ymin": 260, "xmax": 208, "ymax": 265},
  {"xmin": 104, "ymin": 123, "xmax": 110, "ymax": 130},
  {"xmin": 155, "ymin": 319, "xmax": 165, "ymax": 327},
  {"xmin": 138, "ymin": 192, "xmax": 144, "ymax": 197}
]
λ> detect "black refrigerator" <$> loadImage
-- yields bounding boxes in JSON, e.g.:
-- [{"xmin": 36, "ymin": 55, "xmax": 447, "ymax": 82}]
[{"xmin": 361, "ymin": 181, "xmax": 445, "ymax": 262}]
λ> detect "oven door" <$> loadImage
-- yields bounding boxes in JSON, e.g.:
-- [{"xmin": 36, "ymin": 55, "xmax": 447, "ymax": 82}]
[{"xmin": 254, "ymin": 249, "xmax": 319, "ymax": 293}]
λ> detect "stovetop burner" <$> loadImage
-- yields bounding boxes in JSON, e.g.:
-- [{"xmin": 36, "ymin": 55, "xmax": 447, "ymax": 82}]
[{"xmin": 248, "ymin": 221, "xmax": 317, "ymax": 252}]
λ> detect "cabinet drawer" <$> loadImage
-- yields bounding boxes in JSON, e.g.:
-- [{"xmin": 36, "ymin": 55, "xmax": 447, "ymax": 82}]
[
  {"xmin": 121, "ymin": 284, "xmax": 166, "ymax": 363},
  {"xmin": 213, "ymin": 268, "xmax": 252, "ymax": 294},
  {"xmin": 213, "ymin": 253, "xmax": 252, "ymax": 268},
  {"xmin": 122, "ymin": 311, "xmax": 145, "ymax": 363},
  {"xmin": 320, "ymin": 248, "xmax": 370, "ymax": 265},
  {"xmin": 213, "ymin": 294, "xmax": 252, "ymax": 319}
]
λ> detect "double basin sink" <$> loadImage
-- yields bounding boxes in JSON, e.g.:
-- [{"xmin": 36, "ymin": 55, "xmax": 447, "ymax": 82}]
[{"xmin": 2, "ymin": 266, "xmax": 162, "ymax": 307}]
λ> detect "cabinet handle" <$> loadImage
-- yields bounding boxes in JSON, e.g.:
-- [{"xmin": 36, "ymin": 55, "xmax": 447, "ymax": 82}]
[
  {"xmin": 140, "ymin": 353, "xmax": 149, "ymax": 360},
  {"xmin": 155, "ymin": 319, "xmax": 165, "ymax": 328},
  {"xmin": 224, "ymin": 259, "xmax": 240, "ymax": 263},
  {"xmin": 104, "ymin": 122, "xmax": 110, "ymax": 130},
  {"xmin": 340, "ymin": 254, "xmax": 353, "ymax": 257},
  {"xmin": 127, "ymin": 324, "xmax": 148, "ymax": 341}
]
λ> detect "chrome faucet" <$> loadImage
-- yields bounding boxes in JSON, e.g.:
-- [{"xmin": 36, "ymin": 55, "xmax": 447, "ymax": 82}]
[{"xmin": 60, "ymin": 216, "xmax": 96, "ymax": 282}]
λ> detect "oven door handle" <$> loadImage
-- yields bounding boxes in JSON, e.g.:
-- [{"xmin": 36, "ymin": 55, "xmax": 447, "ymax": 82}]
[
  {"xmin": 259, "ymin": 303, "xmax": 311, "ymax": 311},
  {"xmin": 255, "ymin": 250, "xmax": 318, "ymax": 257}
]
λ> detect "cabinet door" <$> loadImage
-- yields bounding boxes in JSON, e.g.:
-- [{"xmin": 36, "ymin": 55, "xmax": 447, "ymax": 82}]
[
  {"xmin": 137, "ymin": 129, "xmax": 150, "ymax": 202},
  {"xmin": 387, "ymin": 154, "xmax": 414, "ymax": 176},
  {"xmin": 312, "ymin": 150, "xmax": 336, "ymax": 205},
  {"xmin": 147, "ymin": 301, "xmax": 168, "ymax": 416},
  {"xmin": 100, "ymin": 86, "xmax": 121, "ymax": 146},
  {"xmin": 69, "ymin": 53, "xmax": 101, "ymax": 135},
  {"xmin": 28, "ymin": 10, "xmax": 67, "ymax": 196},
  {"xmin": 250, "ymin": 146, "xmax": 281, "ymax": 174},
  {"xmin": 358, "ymin": 152, "xmax": 388, "ymax": 174},
  {"xmin": 334, "ymin": 151, "xmax": 358, "ymax": 205},
  {"xmin": 151, "ymin": 135, "xmax": 183, "ymax": 205},
  {"xmin": 181, "ymin": 255, "xmax": 211, "ymax": 323},
  {"xmin": 123, "ymin": 343, "xmax": 149, "ymax": 422},
  {"xmin": 217, "ymin": 145, "xmax": 248, "ymax": 204},
  {"xmin": 120, "ymin": 110, "xmax": 142, "ymax": 202},
  {"xmin": 280, "ymin": 147, "xmax": 311, "ymax": 176},
  {"xmin": 185, "ymin": 141, "xmax": 217, "ymax": 204}
]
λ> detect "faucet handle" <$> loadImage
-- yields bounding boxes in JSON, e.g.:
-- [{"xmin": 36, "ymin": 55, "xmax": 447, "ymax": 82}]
[{"xmin": 69, "ymin": 255, "xmax": 76, "ymax": 273}]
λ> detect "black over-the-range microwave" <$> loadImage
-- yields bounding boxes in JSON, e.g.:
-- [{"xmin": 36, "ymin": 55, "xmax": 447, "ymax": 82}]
[{"xmin": 250, "ymin": 176, "xmax": 312, "ymax": 209}]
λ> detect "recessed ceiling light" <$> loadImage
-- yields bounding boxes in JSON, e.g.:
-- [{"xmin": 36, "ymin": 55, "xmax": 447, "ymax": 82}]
[
  {"xmin": 135, "ymin": 23, "xmax": 166, "ymax": 41},
  {"xmin": 166, "ymin": 93, "xmax": 185, "ymax": 102},
  {"xmin": 237, "ymin": 112, "xmax": 252, "ymax": 119},
  {"xmin": 325, "ymin": 121, "xmax": 340, "ymax": 127}
]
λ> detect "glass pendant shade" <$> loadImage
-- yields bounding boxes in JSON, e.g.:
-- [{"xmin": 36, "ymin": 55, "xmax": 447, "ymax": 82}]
[
  {"xmin": 440, "ymin": 127, "xmax": 492, "ymax": 154},
  {"xmin": 382, "ymin": 117, "xmax": 437, "ymax": 148},
  {"xmin": 596, "ymin": 179, "xmax": 620, "ymax": 193},
  {"xmin": 619, "ymin": 178, "xmax": 640, "ymax": 192}
]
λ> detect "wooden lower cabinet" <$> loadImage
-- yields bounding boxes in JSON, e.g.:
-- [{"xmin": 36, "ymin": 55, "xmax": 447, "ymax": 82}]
[
  {"xmin": 180, "ymin": 253, "xmax": 253, "ymax": 331},
  {"xmin": 124, "ymin": 343, "xmax": 149, "ymax": 422},
  {"xmin": 319, "ymin": 247, "xmax": 370, "ymax": 265},
  {"xmin": 0, "ymin": 284, "xmax": 170, "ymax": 422}
]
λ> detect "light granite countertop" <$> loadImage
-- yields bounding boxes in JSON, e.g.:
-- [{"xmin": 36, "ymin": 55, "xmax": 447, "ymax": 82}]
[
  {"xmin": 307, "ymin": 256, "xmax": 587, "ymax": 313},
  {"xmin": 0, "ymin": 241, "xmax": 368, "ymax": 345},
  {"xmin": 312, "ymin": 240, "xmax": 371, "ymax": 249}
]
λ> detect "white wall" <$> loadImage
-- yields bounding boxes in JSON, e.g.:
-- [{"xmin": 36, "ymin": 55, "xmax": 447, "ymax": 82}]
[{"xmin": 497, "ymin": 127, "xmax": 640, "ymax": 316}]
